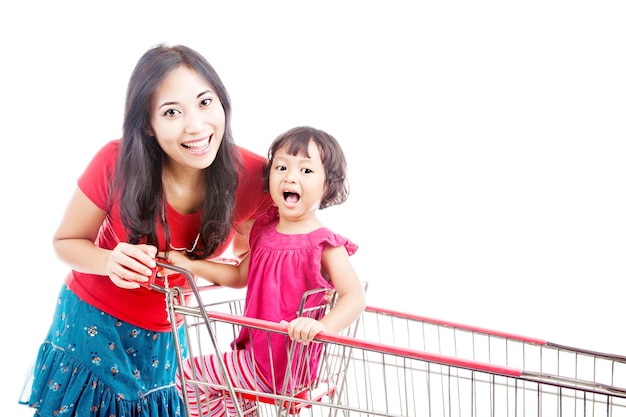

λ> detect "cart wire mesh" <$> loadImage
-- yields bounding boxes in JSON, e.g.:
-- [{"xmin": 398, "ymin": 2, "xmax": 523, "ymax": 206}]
[{"xmin": 152, "ymin": 262, "xmax": 626, "ymax": 417}]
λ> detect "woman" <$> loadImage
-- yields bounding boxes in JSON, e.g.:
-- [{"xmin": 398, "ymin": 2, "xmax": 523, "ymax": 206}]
[{"xmin": 19, "ymin": 43, "xmax": 272, "ymax": 417}]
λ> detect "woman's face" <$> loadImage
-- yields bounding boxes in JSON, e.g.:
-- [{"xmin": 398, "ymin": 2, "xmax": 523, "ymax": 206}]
[{"xmin": 149, "ymin": 65, "xmax": 225, "ymax": 170}]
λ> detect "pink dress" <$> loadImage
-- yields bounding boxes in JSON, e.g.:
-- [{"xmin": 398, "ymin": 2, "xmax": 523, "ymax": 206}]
[{"xmin": 232, "ymin": 205, "xmax": 358, "ymax": 393}]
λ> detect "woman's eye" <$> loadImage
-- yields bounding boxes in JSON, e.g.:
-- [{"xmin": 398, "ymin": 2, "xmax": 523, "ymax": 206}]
[
  {"xmin": 200, "ymin": 97, "xmax": 213, "ymax": 107},
  {"xmin": 164, "ymin": 108, "xmax": 180, "ymax": 117}
]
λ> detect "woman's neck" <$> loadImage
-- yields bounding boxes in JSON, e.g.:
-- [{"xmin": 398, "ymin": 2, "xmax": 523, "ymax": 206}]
[{"xmin": 162, "ymin": 165, "xmax": 205, "ymax": 214}]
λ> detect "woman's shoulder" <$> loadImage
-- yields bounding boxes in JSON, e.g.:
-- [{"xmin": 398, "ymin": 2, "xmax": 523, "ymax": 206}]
[
  {"xmin": 233, "ymin": 146, "xmax": 273, "ymax": 221},
  {"xmin": 98, "ymin": 138, "xmax": 122, "ymax": 152},
  {"xmin": 237, "ymin": 146, "xmax": 266, "ymax": 168},
  {"xmin": 77, "ymin": 139, "xmax": 122, "ymax": 210},
  {"xmin": 89, "ymin": 139, "xmax": 122, "ymax": 165},
  {"xmin": 80, "ymin": 139, "xmax": 122, "ymax": 173},
  {"xmin": 251, "ymin": 205, "xmax": 279, "ymax": 229},
  {"xmin": 235, "ymin": 145, "xmax": 267, "ymax": 191}
]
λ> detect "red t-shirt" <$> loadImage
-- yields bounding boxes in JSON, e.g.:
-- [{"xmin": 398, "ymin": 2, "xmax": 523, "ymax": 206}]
[{"xmin": 66, "ymin": 139, "xmax": 272, "ymax": 331}]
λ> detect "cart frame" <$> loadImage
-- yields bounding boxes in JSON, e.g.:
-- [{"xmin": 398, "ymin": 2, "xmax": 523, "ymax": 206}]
[{"xmin": 152, "ymin": 262, "xmax": 626, "ymax": 417}]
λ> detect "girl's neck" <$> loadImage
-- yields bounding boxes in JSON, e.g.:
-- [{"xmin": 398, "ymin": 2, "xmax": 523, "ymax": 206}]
[{"xmin": 275, "ymin": 213, "xmax": 323, "ymax": 234}]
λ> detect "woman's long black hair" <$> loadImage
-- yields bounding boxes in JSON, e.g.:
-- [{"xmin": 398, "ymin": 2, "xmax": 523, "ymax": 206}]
[{"xmin": 112, "ymin": 43, "xmax": 241, "ymax": 259}]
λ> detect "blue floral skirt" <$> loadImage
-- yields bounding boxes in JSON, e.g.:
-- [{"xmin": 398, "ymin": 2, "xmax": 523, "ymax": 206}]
[{"xmin": 19, "ymin": 284, "xmax": 188, "ymax": 417}]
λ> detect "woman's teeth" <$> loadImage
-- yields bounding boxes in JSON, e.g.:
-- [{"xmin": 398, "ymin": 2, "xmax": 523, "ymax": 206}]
[{"xmin": 182, "ymin": 138, "xmax": 210, "ymax": 151}]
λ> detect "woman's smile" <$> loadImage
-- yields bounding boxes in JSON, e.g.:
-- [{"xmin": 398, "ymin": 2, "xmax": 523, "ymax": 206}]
[{"xmin": 181, "ymin": 136, "xmax": 212, "ymax": 154}]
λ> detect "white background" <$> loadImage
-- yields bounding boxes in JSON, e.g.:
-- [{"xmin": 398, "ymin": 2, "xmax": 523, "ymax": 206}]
[{"xmin": 1, "ymin": 1, "xmax": 625, "ymax": 414}]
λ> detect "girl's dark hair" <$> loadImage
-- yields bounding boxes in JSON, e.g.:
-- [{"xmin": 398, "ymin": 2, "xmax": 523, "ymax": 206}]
[
  {"xmin": 264, "ymin": 126, "xmax": 349, "ymax": 209},
  {"xmin": 113, "ymin": 43, "xmax": 241, "ymax": 259}
]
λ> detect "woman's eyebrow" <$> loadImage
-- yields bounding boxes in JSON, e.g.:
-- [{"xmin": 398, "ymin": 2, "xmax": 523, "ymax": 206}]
[
  {"xmin": 157, "ymin": 89, "xmax": 215, "ymax": 109},
  {"xmin": 197, "ymin": 88, "xmax": 215, "ymax": 98}
]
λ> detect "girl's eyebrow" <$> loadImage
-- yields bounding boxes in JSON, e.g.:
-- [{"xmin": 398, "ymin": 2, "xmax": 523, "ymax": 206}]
[{"xmin": 274, "ymin": 153, "xmax": 312, "ymax": 162}]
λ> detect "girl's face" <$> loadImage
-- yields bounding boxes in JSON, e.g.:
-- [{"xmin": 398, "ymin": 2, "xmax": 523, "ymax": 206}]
[
  {"xmin": 149, "ymin": 66, "xmax": 225, "ymax": 171},
  {"xmin": 269, "ymin": 140, "xmax": 326, "ymax": 221}
]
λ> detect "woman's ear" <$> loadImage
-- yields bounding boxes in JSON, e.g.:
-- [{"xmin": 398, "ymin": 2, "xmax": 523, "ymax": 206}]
[{"xmin": 145, "ymin": 128, "xmax": 155, "ymax": 138}]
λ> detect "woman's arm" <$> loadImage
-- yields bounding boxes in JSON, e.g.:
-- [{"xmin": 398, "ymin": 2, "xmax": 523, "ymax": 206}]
[{"xmin": 53, "ymin": 187, "xmax": 157, "ymax": 289}]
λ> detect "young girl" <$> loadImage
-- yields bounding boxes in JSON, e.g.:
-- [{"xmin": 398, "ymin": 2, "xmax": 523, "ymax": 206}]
[
  {"xmin": 164, "ymin": 126, "xmax": 366, "ymax": 416},
  {"xmin": 19, "ymin": 44, "xmax": 272, "ymax": 417}
]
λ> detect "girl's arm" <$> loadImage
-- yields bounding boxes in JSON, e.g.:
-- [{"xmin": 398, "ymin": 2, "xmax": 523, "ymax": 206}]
[
  {"xmin": 286, "ymin": 245, "xmax": 366, "ymax": 343},
  {"xmin": 158, "ymin": 217, "xmax": 257, "ymax": 288},
  {"xmin": 53, "ymin": 187, "xmax": 157, "ymax": 289},
  {"xmin": 161, "ymin": 250, "xmax": 249, "ymax": 288},
  {"xmin": 319, "ymin": 245, "xmax": 366, "ymax": 333}
]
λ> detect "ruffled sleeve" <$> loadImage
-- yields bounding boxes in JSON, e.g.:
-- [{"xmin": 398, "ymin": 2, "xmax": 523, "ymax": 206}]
[{"xmin": 309, "ymin": 228, "xmax": 358, "ymax": 256}]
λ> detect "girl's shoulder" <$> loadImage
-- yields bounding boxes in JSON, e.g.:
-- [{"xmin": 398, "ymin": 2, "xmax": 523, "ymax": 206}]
[{"xmin": 309, "ymin": 228, "xmax": 358, "ymax": 256}]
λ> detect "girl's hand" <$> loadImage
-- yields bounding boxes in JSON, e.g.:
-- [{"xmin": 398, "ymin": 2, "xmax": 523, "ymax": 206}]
[
  {"xmin": 324, "ymin": 289, "xmax": 336, "ymax": 304},
  {"xmin": 155, "ymin": 250, "xmax": 190, "ymax": 276},
  {"xmin": 281, "ymin": 318, "xmax": 325, "ymax": 345},
  {"xmin": 107, "ymin": 243, "xmax": 157, "ymax": 289}
]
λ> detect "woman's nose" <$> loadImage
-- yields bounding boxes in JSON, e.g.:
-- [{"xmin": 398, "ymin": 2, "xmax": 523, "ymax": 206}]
[{"xmin": 184, "ymin": 109, "xmax": 204, "ymax": 133}]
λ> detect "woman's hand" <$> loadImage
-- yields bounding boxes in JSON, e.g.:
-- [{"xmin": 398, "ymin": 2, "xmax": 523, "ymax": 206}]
[
  {"xmin": 281, "ymin": 318, "xmax": 325, "ymax": 345},
  {"xmin": 107, "ymin": 243, "xmax": 157, "ymax": 289}
]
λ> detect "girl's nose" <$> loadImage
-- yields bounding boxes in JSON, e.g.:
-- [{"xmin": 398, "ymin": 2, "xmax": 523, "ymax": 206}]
[{"xmin": 284, "ymin": 171, "xmax": 297, "ymax": 183}]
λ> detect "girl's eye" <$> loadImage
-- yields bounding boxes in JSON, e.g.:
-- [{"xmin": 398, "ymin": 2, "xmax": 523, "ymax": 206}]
[
  {"xmin": 200, "ymin": 97, "xmax": 213, "ymax": 107},
  {"xmin": 302, "ymin": 168, "xmax": 313, "ymax": 174},
  {"xmin": 276, "ymin": 165, "xmax": 286, "ymax": 171},
  {"xmin": 163, "ymin": 108, "xmax": 180, "ymax": 117}
]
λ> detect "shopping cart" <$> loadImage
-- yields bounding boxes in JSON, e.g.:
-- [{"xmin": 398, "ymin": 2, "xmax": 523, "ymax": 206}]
[{"xmin": 152, "ymin": 262, "xmax": 626, "ymax": 416}]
